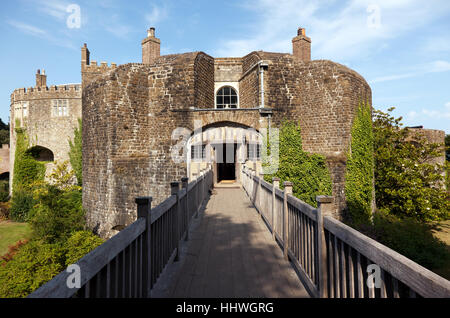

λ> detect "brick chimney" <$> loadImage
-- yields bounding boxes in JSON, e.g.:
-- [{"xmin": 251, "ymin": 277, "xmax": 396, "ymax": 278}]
[
  {"xmin": 142, "ymin": 27, "xmax": 160, "ymax": 64},
  {"xmin": 292, "ymin": 27, "xmax": 311, "ymax": 61},
  {"xmin": 35, "ymin": 69, "xmax": 47, "ymax": 87}
]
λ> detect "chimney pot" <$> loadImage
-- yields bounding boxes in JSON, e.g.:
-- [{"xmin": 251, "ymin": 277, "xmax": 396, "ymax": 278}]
[{"xmin": 148, "ymin": 27, "xmax": 155, "ymax": 37}]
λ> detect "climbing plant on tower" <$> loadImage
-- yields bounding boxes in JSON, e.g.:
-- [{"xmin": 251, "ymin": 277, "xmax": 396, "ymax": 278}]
[{"xmin": 345, "ymin": 100, "xmax": 374, "ymax": 227}]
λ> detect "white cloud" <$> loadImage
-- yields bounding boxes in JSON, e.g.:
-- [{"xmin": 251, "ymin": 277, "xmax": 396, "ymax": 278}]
[
  {"xmin": 145, "ymin": 5, "xmax": 168, "ymax": 26},
  {"xmin": 213, "ymin": 0, "xmax": 450, "ymax": 59},
  {"xmin": 36, "ymin": 0, "xmax": 71, "ymax": 20},
  {"xmin": 7, "ymin": 19, "xmax": 76, "ymax": 50},
  {"xmin": 7, "ymin": 20, "xmax": 47, "ymax": 37},
  {"xmin": 370, "ymin": 60, "xmax": 450, "ymax": 83},
  {"xmin": 406, "ymin": 103, "xmax": 450, "ymax": 121},
  {"xmin": 445, "ymin": 102, "xmax": 450, "ymax": 110}
]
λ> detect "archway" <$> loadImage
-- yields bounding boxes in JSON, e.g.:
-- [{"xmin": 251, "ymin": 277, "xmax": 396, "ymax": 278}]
[
  {"xmin": 26, "ymin": 146, "xmax": 55, "ymax": 162},
  {"xmin": 186, "ymin": 122, "xmax": 262, "ymax": 184}
]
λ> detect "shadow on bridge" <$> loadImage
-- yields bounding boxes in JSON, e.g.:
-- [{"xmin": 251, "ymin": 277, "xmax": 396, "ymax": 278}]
[{"xmin": 151, "ymin": 186, "xmax": 310, "ymax": 298}]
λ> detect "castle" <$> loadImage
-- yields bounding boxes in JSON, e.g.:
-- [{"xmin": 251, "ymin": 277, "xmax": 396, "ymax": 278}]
[{"xmin": 11, "ymin": 27, "xmax": 373, "ymax": 238}]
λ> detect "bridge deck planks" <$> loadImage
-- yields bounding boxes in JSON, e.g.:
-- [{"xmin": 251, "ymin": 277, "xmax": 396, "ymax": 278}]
[{"xmin": 157, "ymin": 187, "xmax": 310, "ymax": 298}]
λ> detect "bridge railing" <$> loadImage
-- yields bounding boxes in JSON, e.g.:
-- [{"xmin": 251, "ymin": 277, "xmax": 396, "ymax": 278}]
[
  {"xmin": 28, "ymin": 169, "xmax": 213, "ymax": 298},
  {"xmin": 241, "ymin": 166, "xmax": 450, "ymax": 298}
]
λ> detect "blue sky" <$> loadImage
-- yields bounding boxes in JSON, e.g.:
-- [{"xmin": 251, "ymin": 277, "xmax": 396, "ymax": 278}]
[{"xmin": 1, "ymin": 0, "xmax": 449, "ymax": 133}]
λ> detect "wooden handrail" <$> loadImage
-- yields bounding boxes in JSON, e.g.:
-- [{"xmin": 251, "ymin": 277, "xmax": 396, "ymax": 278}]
[
  {"xmin": 28, "ymin": 169, "xmax": 213, "ymax": 298},
  {"xmin": 240, "ymin": 166, "xmax": 450, "ymax": 298}
]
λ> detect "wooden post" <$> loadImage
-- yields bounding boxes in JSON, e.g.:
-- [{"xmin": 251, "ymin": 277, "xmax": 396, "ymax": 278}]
[
  {"xmin": 181, "ymin": 177, "xmax": 189, "ymax": 241},
  {"xmin": 171, "ymin": 182, "xmax": 181, "ymax": 262},
  {"xmin": 135, "ymin": 196, "xmax": 152, "ymax": 298},
  {"xmin": 272, "ymin": 177, "xmax": 280, "ymax": 241},
  {"xmin": 283, "ymin": 181, "xmax": 292, "ymax": 260},
  {"xmin": 257, "ymin": 172, "xmax": 263, "ymax": 213},
  {"xmin": 317, "ymin": 195, "xmax": 333, "ymax": 298}
]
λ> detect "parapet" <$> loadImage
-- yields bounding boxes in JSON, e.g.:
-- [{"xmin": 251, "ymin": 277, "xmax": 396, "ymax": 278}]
[
  {"xmin": 81, "ymin": 43, "xmax": 118, "ymax": 88},
  {"xmin": 11, "ymin": 83, "xmax": 81, "ymax": 102}
]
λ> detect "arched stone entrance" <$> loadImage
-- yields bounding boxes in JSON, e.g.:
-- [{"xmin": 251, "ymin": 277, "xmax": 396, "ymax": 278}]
[{"xmin": 186, "ymin": 122, "xmax": 262, "ymax": 185}]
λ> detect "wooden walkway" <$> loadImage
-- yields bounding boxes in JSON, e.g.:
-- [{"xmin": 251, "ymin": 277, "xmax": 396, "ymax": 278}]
[{"xmin": 152, "ymin": 186, "xmax": 310, "ymax": 298}]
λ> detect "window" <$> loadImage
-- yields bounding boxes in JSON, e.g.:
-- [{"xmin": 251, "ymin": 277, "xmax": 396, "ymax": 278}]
[
  {"xmin": 52, "ymin": 99, "xmax": 68, "ymax": 117},
  {"xmin": 216, "ymin": 86, "xmax": 238, "ymax": 109},
  {"xmin": 247, "ymin": 143, "xmax": 261, "ymax": 160},
  {"xmin": 22, "ymin": 102, "xmax": 28, "ymax": 117},
  {"xmin": 191, "ymin": 144, "xmax": 206, "ymax": 160}
]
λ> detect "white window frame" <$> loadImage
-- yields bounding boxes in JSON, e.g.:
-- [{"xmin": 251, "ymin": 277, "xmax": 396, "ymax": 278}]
[
  {"xmin": 214, "ymin": 83, "xmax": 239, "ymax": 109},
  {"xmin": 52, "ymin": 99, "xmax": 69, "ymax": 117}
]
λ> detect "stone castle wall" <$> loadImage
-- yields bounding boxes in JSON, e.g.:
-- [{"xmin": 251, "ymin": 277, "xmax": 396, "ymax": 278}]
[
  {"xmin": 83, "ymin": 44, "xmax": 373, "ymax": 236},
  {"xmin": 83, "ymin": 53, "xmax": 220, "ymax": 237},
  {"xmin": 10, "ymin": 84, "xmax": 82, "ymax": 189}
]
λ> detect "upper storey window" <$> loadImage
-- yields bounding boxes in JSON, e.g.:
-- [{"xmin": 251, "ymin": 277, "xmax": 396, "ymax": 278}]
[
  {"xmin": 52, "ymin": 99, "xmax": 68, "ymax": 117},
  {"xmin": 216, "ymin": 86, "xmax": 238, "ymax": 109},
  {"xmin": 14, "ymin": 101, "xmax": 28, "ymax": 119}
]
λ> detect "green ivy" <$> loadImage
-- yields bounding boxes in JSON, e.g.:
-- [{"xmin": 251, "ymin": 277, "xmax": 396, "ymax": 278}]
[
  {"xmin": 10, "ymin": 122, "xmax": 46, "ymax": 221},
  {"xmin": 345, "ymin": 101, "xmax": 374, "ymax": 226},
  {"xmin": 68, "ymin": 118, "xmax": 82, "ymax": 186},
  {"xmin": 263, "ymin": 120, "xmax": 332, "ymax": 207}
]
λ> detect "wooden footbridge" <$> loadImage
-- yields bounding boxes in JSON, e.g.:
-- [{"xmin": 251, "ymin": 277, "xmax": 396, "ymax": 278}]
[{"xmin": 30, "ymin": 167, "xmax": 450, "ymax": 298}]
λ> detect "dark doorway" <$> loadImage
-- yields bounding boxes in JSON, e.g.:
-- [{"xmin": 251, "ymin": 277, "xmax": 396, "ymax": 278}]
[{"xmin": 216, "ymin": 143, "xmax": 237, "ymax": 182}]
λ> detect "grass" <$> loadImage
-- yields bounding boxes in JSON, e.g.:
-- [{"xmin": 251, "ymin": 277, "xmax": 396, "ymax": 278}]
[
  {"xmin": 0, "ymin": 221, "xmax": 32, "ymax": 256},
  {"xmin": 431, "ymin": 220, "xmax": 450, "ymax": 280}
]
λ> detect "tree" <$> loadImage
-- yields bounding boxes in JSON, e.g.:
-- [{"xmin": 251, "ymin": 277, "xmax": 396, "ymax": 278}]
[
  {"xmin": 373, "ymin": 108, "xmax": 448, "ymax": 222},
  {"xmin": 68, "ymin": 119, "xmax": 82, "ymax": 186}
]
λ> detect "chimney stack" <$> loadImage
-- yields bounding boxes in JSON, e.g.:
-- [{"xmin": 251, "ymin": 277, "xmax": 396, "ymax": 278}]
[
  {"xmin": 36, "ymin": 69, "xmax": 47, "ymax": 87},
  {"xmin": 142, "ymin": 27, "xmax": 160, "ymax": 64},
  {"xmin": 292, "ymin": 27, "xmax": 311, "ymax": 61},
  {"xmin": 81, "ymin": 43, "xmax": 90, "ymax": 68}
]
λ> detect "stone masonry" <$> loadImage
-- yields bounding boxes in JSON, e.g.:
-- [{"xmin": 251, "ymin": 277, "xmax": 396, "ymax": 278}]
[
  {"xmin": 10, "ymin": 70, "xmax": 82, "ymax": 190},
  {"xmin": 81, "ymin": 27, "xmax": 373, "ymax": 237}
]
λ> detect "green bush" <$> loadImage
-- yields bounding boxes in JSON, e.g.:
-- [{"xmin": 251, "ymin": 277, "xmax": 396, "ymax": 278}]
[
  {"xmin": 10, "ymin": 188, "xmax": 35, "ymax": 222},
  {"xmin": 0, "ymin": 180, "xmax": 9, "ymax": 202},
  {"xmin": 64, "ymin": 231, "xmax": 104, "ymax": 267},
  {"xmin": 29, "ymin": 186, "xmax": 85, "ymax": 244},
  {"xmin": 371, "ymin": 211, "xmax": 450, "ymax": 270},
  {"xmin": 0, "ymin": 202, "xmax": 10, "ymax": 220},
  {"xmin": 345, "ymin": 101, "xmax": 374, "ymax": 226},
  {"xmin": 0, "ymin": 230, "xmax": 104, "ymax": 298},
  {"xmin": 263, "ymin": 120, "xmax": 332, "ymax": 207},
  {"xmin": 373, "ymin": 108, "xmax": 449, "ymax": 222},
  {"xmin": 0, "ymin": 240, "xmax": 66, "ymax": 298}
]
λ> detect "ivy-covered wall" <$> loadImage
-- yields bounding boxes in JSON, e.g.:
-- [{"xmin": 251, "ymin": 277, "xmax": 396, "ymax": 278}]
[
  {"xmin": 344, "ymin": 101, "xmax": 374, "ymax": 226},
  {"xmin": 263, "ymin": 120, "xmax": 332, "ymax": 208}
]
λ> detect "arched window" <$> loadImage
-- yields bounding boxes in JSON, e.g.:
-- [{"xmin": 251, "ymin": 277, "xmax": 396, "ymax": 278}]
[{"xmin": 216, "ymin": 86, "xmax": 238, "ymax": 109}]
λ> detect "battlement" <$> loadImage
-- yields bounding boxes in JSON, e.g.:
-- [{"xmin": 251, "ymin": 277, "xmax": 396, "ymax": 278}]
[
  {"xmin": 81, "ymin": 43, "xmax": 118, "ymax": 88},
  {"xmin": 11, "ymin": 83, "xmax": 81, "ymax": 102},
  {"xmin": 83, "ymin": 60, "xmax": 117, "ymax": 72}
]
